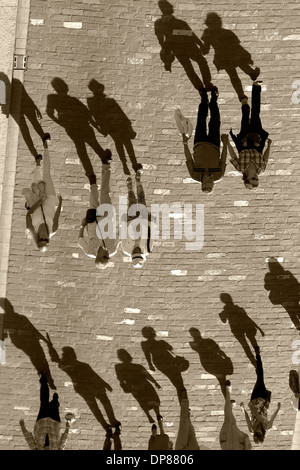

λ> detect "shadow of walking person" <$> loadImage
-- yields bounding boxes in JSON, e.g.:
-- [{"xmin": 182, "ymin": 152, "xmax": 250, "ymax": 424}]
[
  {"xmin": 141, "ymin": 326, "xmax": 189, "ymax": 402},
  {"xmin": 115, "ymin": 348, "xmax": 162, "ymax": 423},
  {"xmin": 154, "ymin": 0, "xmax": 213, "ymax": 92},
  {"xmin": 264, "ymin": 257, "xmax": 300, "ymax": 331},
  {"xmin": 87, "ymin": 80, "xmax": 143, "ymax": 176},
  {"xmin": 189, "ymin": 327, "xmax": 233, "ymax": 396},
  {"xmin": 201, "ymin": 12, "xmax": 260, "ymax": 101},
  {"xmin": 0, "ymin": 298, "xmax": 56, "ymax": 389},
  {"xmin": 0, "ymin": 72, "xmax": 48, "ymax": 157},
  {"xmin": 46, "ymin": 334, "xmax": 120, "ymax": 430},
  {"xmin": 219, "ymin": 293, "xmax": 265, "ymax": 367},
  {"xmin": 46, "ymin": 77, "xmax": 111, "ymax": 183}
]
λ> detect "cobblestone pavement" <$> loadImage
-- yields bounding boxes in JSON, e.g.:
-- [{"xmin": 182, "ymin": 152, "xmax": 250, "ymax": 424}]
[{"xmin": 1, "ymin": 0, "xmax": 300, "ymax": 451}]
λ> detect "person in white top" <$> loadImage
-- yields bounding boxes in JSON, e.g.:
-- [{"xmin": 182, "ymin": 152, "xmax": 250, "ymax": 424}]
[
  {"xmin": 240, "ymin": 348, "xmax": 281, "ymax": 444},
  {"xmin": 23, "ymin": 134, "xmax": 62, "ymax": 252},
  {"xmin": 78, "ymin": 156, "xmax": 118, "ymax": 269},
  {"xmin": 120, "ymin": 170, "xmax": 152, "ymax": 268},
  {"xmin": 220, "ymin": 381, "xmax": 252, "ymax": 450}
]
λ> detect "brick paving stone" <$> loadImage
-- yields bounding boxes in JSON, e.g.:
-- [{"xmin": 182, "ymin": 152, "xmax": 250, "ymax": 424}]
[{"xmin": 1, "ymin": 0, "xmax": 300, "ymax": 451}]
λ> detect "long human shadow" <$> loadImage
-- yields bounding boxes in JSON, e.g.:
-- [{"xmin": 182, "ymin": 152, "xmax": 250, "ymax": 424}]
[
  {"xmin": 87, "ymin": 80, "xmax": 143, "ymax": 176},
  {"xmin": 46, "ymin": 77, "xmax": 109, "ymax": 183},
  {"xmin": 46, "ymin": 334, "xmax": 120, "ymax": 430},
  {"xmin": 141, "ymin": 326, "xmax": 188, "ymax": 402},
  {"xmin": 0, "ymin": 298, "xmax": 56, "ymax": 389},
  {"xmin": 154, "ymin": 0, "xmax": 213, "ymax": 91},
  {"xmin": 115, "ymin": 348, "xmax": 162, "ymax": 423},
  {"xmin": 219, "ymin": 293, "xmax": 265, "ymax": 367},
  {"xmin": 189, "ymin": 327, "xmax": 233, "ymax": 396},
  {"xmin": 264, "ymin": 257, "xmax": 300, "ymax": 331},
  {"xmin": 200, "ymin": 12, "xmax": 260, "ymax": 100},
  {"xmin": 0, "ymin": 72, "xmax": 47, "ymax": 157}
]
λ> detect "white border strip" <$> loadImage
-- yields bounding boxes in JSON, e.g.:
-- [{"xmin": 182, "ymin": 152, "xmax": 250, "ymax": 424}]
[{"xmin": 0, "ymin": 0, "xmax": 31, "ymax": 355}]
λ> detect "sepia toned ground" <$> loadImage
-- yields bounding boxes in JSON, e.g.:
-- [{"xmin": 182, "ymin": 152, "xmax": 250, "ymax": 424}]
[{"xmin": 1, "ymin": 0, "xmax": 300, "ymax": 451}]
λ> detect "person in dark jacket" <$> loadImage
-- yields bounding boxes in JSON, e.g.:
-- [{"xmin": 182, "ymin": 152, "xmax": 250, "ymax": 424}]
[
  {"xmin": 227, "ymin": 81, "xmax": 271, "ymax": 189},
  {"xmin": 182, "ymin": 87, "xmax": 228, "ymax": 193}
]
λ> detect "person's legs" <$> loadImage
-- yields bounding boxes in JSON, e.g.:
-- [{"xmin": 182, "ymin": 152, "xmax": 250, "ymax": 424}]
[
  {"xmin": 219, "ymin": 381, "xmax": 236, "ymax": 449},
  {"xmin": 19, "ymin": 115, "xmax": 39, "ymax": 157},
  {"xmin": 113, "ymin": 138, "xmax": 131, "ymax": 175},
  {"xmin": 71, "ymin": 134, "xmax": 96, "ymax": 179},
  {"xmin": 236, "ymin": 332, "xmax": 257, "ymax": 367},
  {"xmin": 224, "ymin": 383, "xmax": 236, "ymax": 425},
  {"xmin": 42, "ymin": 144, "xmax": 56, "ymax": 197},
  {"xmin": 186, "ymin": 420, "xmax": 199, "ymax": 449},
  {"xmin": 48, "ymin": 393, "xmax": 61, "ymax": 422},
  {"xmin": 85, "ymin": 395, "xmax": 110, "ymax": 430},
  {"xmin": 89, "ymin": 184, "xmax": 100, "ymax": 210},
  {"xmin": 152, "ymin": 404, "xmax": 161, "ymax": 420},
  {"xmin": 175, "ymin": 397, "xmax": 190, "ymax": 450},
  {"xmin": 127, "ymin": 177, "xmax": 137, "ymax": 213},
  {"xmin": 157, "ymin": 416, "xmax": 165, "ymax": 435},
  {"xmin": 176, "ymin": 55, "xmax": 204, "ymax": 91},
  {"xmin": 96, "ymin": 165, "xmax": 113, "ymax": 241},
  {"xmin": 238, "ymin": 103, "xmax": 251, "ymax": 141},
  {"xmin": 192, "ymin": 50, "xmax": 213, "ymax": 89},
  {"xmin": 100, "ymin": 393, "xmax": 120, "ymax": 427},
  {"xmin": 208, "ymin": 94, "xmax": 221, "ymax": 147},
  {"xmin": 136, "ymin": 180, "xmax": 146, "ymax": 207},
  {"xmin": 100, "ymin": 163, "xmax": 112, "ymax": 206},
  {"xmin": 144, "ymin": 408, "xmax": 155, "ymax": 423},
  {"xmin": 85, "ymin": 126, "xmax": 106, "ymax": 160},
  {"xmin": 250, "ymin": 83, "xmax": 263, "ymax": 133},
  {"xmin": 113, "ymin": 425, "xmax": 122, "ymax": 450},
  {"xmin": 24, "ymin": 107, "xmax": 46, "ymax": 140},
  {"xmin": 33, "ymin": 165, "xmax": 43, "ymax": 184},
  {"xmin": 250, "ymin": 353, "xmax": 268, "ymax": 400},
  {"xmin": 103, "ymin": 428, "xmax": 112, "ymax": 450},
  {"xmin": 224, "ymin": 66, "xmax": 245, "ymax": 102},
  {"xmin": 36, "ymin": 373, "xmax": 50, "ymax": 421},
  {"xmin": 194, "ymin": 96, "xmax": 209, "ymax": 145},
  {"xmin": 239, "ymin": 64, "xmax": 260, "ymax": 82},
  {"xmin": 133, "ymin": 171, "xmax": 149, "ymax": 237},
  {"xmin": 123, "ymin": 136, "xmax": 143, "ymax": 173}
]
